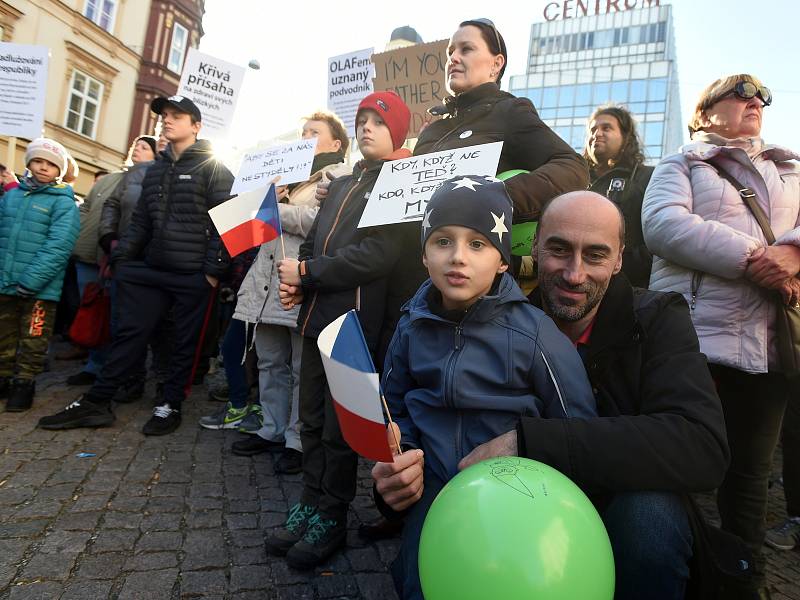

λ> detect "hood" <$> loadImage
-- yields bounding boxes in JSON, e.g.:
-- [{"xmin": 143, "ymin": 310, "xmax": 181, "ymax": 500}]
[
  {"xmin": 405, "ymin": 272, "xmax": 527, "ymax": 325},
  {"xmin": 681, "ymin": 140, "xmax": 800, "ymax": 163}
]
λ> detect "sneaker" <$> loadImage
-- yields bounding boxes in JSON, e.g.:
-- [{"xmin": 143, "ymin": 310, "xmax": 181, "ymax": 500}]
[
  {"xmin": 265, "ymin": 503, "xmax": 317, "ymax": 556},
  {"xmin": 274, "ymin": 448, "xmax": 303, "ymax": 475},
  {"xmin": 237, "ymin": 404, "xmax": 263, "ymax": 434},
  {"xmin": 765, "ymin": 517, "xmax": 800, "ymax": 551},
  {"xmin": 285, "ymin": 513, "xmax": 347, "ymax": 569},
  {"xmin": 142, "ymin": 404, "xmax": 181, "ymax": 436},
  {"xmin": 66, "ymin": 371, "xmax": 96, "ymax": 386},
  {"xmin": 199, "ymin": 403, "xmax": 248, "ymax": 430},
  {"xmin": 6, "ymin": 379, "xmax": 35, "ymax": 412},
  {"xmin": 38, "ymin": 395, "xmax": 114, "ymax": 429},
  {"xmin": 231, "ymin": 435, "xmax": 283, "ymax": 456}
]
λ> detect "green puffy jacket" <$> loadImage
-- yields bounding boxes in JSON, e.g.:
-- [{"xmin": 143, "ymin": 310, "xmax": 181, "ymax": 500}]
[{"xmin": 0, "ymin": 180, "xmax": 80, "ymax": 301}]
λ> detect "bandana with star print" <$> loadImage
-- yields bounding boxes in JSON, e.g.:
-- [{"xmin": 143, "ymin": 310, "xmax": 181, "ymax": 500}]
[{"xmin": 421, "ymin": 174, "xmax": 512, "ymax": 264}]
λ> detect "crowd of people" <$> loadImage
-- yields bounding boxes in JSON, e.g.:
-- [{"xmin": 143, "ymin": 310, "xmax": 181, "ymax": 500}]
[{"xmin": 0, "ymin": 16, "xmax": 798, "ymax": 600}]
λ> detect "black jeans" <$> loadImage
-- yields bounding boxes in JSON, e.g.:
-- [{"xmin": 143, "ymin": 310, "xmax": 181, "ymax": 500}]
[
  {"xmin": 782, "ymin": 379, "xmax": 800, "ymax": 517},
  {"xmin": 298, "ymin": 336, "xmax": 358, "ymax": 522},
  {"xmin": 89, "ymin": 261, "xmax": 214, "ymax": 409},
  {"xmin": 710, "ymin": 363, "xmax": 789, "ymax": 571}
]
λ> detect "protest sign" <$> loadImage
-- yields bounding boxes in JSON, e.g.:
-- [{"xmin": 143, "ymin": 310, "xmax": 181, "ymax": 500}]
[
  {"xmin": 358, "ymin": 142, "xmax": 503, "ymax": 229},
  {"xmin": 231, "ymin": 138, "xmax": 317, "ymax": 195},
  {"xmin": 0, "ymin": 42, "xmax": 48, "ymax": 139},
  {"xmin": 371, "ymin": 39, "xmax": 448, "ymax": 138},
  {"xmin": 178, "ymin": 48, "xmax": 245, "ymax": 140},
  {"xmin": 328, "ymin": 48, "xmax": 374, "ymax": 137}
]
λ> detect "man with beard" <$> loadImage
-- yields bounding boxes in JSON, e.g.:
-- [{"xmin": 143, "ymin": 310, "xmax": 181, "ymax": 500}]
[{"xmin": 380, "ymin": 191, "xmax": 730, "ymax": 599}]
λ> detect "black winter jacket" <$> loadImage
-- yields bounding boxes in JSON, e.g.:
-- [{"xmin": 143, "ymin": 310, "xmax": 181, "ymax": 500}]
[
  {"xmin": 297, "ymin": 154, "xmax": 409, "ymax": 349},
  {"xmin": 589, "ymin": 163, "xmax": 654, "ymax": 288},
  {"xmin": 113, "ymin": 140, "xmax": 233, "ymax": 278},
  {"xmin": 521, "ymin": 274, "xmax": 729, "ymax": 495},
  {"xmin": 414, "ymin": 82, "xmax": 589, "ymax": 222}
]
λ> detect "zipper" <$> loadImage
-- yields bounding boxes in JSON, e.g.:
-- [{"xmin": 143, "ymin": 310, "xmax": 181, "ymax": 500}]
[
  {"xmin": 443, "ymin": 323, "xmax": 464, "ymax": 460},
  {"xmin": 540, "ymin": 351, "xmax": 568, "ymax": 417},
  {"xmin": 690, "ymin": 271, "xmax": 704, "ymax": 311},
  {"xmin": 300, "ymin": 171, "xmax": 366, "ymax": 336}
]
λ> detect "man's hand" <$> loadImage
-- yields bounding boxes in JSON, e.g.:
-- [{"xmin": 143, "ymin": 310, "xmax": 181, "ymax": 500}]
[
  {"xmin": 277, "ymin": 258, "xmax": 301, "ymax": 286},
  {"xmin": 278, "ymin": 282, "xmax": 304, "ymax": 309},
  {"xmin": 205, "ymin": 274, "xmax": 219, "ymax": 288},
  {"xmin": 457, "ymin": 430, "xmax": 518, "ymax": 471},
  {"xmin": 372, "ymin": 423, "xmax": 425, "ymax": 512},
  {"xmin": 746, "ymin": 245, "xmax": 800, "ymax": 289},
  {"xmin": 315, "ymin": 171, "xmax": 336, "ymax": 202}
]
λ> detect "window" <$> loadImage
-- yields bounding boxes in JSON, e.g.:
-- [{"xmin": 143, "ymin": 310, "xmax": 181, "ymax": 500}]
[
  {"xmin": 65, "ymin": 70, "xmax": 103, "ymax": 138},
  {"xmin": 630, "ymin": 80, "xmax": 647, "ymax": 103},
  {"xmin": 167, "ymin": 23, "xmax": 189, "ymax": 73},
  {"xmin": 84, "ymin": 0, "xmax": 117, "ymax": 33},
  {"xmin": 542, "ymin": 87, "xmax": 559, "ymax": 108},
  {"xmin": 611, "ymin": 81, "xmax": 628, "ymax": 103},
  {"xmin": 648, "ymin": 78, "xmax": 668, "ymax": 101},
  {"xmin": 644, "ymin": 122, "xmax": 664, "ymax": 146}
]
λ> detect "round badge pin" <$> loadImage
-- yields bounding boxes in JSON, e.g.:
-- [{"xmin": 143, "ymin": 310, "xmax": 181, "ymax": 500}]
[{"xmin": 459, "ymin": 130, "xmax": 473, "ymax": 139}]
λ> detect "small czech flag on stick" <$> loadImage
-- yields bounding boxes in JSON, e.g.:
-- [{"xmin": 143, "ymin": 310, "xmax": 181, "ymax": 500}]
[
  {"xmin": 209, "ymin": 183, "xmax": 283, "ymax": 258},
  {"xmin": 318, "ymin": 311, "xmax": 399, "ymax": 463}
]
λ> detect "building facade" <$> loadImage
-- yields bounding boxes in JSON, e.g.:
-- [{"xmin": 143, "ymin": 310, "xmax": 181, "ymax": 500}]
[
  {"xmin": 509, "ymin": 1, "xmax": 682, "ymax": 163},
  {"xmin": 0, "ymin": 0, "xmax": 203, "ymax": 195}
]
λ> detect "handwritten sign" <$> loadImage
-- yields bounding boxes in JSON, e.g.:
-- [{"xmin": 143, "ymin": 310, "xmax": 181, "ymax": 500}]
[
  {"xmin": 328, "ymin": 48, "xmax": 374, "ymax": 137},
  {"xmin": 372, "ymin": 39, "xmax": 448, "ymax": 138},
  {"xmin": 358, "ymin": 142, "xmax": 503, "ymax": 229},
  {"xmin": 0, "ymin": 42, "xmax": 48, "ymax": 139},
  {"xmin": 231, "ymin": 138, "xmax": 318, "ymax": 195},
  {"xmin": 178, "ymin": 48, "xmax": 245, "ymax": 141}
]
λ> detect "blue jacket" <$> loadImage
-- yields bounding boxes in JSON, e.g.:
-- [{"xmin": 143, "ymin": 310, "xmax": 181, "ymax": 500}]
[
  {"xmin": 0, "ymin": 181, "xmax": 79, "ymax": 301},
  {"xmin": 383, "ymin": 273, "xmax": 596, "ymax": 483}
]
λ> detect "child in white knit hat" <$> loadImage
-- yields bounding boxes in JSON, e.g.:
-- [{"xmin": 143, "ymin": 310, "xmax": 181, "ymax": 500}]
[{"xmin": 0, "ymin": 137, "xmax": 79, "ymax": 411}]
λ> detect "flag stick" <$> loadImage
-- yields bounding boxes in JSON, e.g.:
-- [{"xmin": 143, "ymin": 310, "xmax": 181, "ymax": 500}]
[
  {"xmin": 380, "ymin": 393, "xmax": 403, "ymax": 455},
  {"xmin": 280, "ymin": 233, "xmax": 287, "ymax": 261}
]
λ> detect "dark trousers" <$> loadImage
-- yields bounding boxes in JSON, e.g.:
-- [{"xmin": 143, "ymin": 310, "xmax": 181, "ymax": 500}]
[
  {"xmin": 88, "ymin": 261, "xmax": 214, "ymax": 409},
  {"xmin": 0, "ymin": 295, "xmax": 56, "ymax": 380},
  {"xmin": 298, "ymin": 336, "xmax": 358, "ymax": 521},
  {"xmin": 219, "ymin": 318, "xmax": 249, "ymax": 409},
  {"xmin": 782, "ymin": 379, "xmax": 800, "ymax": 517},
  {"xmin": 710, "ymin": 363, "xmax": 789, "ymax": 570}
]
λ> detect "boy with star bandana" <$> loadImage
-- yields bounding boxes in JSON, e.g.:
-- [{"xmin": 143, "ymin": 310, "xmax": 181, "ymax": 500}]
[{"xmin": 374, "ymin": 175, "xmax": 597, "ymax": 600}]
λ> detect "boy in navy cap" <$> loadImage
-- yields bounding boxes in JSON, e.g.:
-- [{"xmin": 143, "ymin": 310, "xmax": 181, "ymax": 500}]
[{"xmin": 373, "ymin": 175, "xmax": 597, "ymax": 600}]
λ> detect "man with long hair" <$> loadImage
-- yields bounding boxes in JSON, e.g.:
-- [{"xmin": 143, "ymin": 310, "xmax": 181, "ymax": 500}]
[{"xmin": 583, "ymin": 105, "xmax": 654, "ymax": 288}]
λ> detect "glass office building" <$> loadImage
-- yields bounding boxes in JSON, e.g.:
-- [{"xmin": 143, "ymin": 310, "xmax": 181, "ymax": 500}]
[{"xmin": 509, "ymin": 3, "xmax": 682, "ymax": 163}]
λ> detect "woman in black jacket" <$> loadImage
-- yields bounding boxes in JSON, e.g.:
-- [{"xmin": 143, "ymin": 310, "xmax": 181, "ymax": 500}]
[{"xmin": 414, "ymin": 19, "xmax": 589, "ymax": 222}]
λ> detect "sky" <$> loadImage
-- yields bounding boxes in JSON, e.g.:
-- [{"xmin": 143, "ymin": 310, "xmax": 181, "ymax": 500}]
[{"xmin": 199, "ymin": 0, "xmax": 800, "ymax": 159}]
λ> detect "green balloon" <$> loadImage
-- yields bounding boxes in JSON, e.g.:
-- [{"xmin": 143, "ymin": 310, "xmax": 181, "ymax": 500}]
[
  {"xmin": 496, "ymin": 169, "xmax": 529, "ymax": 181},
  {"xmin": 419, "ymin": 457, "xmax": 615, "ymax": 600},
  {"xmin": 512, "ymin": 221, "xmax": 537, "ymax": 257}
]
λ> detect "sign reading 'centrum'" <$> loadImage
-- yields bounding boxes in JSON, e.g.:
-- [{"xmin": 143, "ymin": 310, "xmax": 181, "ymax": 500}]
[{"xmin": 543, "ymin": 0, "xmax": 660, "ymax": 21}]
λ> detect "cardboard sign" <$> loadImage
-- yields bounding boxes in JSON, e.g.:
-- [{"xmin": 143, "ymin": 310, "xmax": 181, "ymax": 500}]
[
  {"xmin": 231, "ymin": 138, "xmax": 317, "ymax": 195},
  {"xmin": 0, "ymin": 42, "xmax": 48, "ymax": 139},
  {"xmin": 178, "ymin": 48, "xmax": 245, "ymax": 140},
  {"xmin": 372, "ymin": 39, "xmax": 448, "ymax": 138},
  {"xmin": 358, "ymin": 142, "xmax": 503, "ymax": 229},
  {"xmin": 328, "ymin": 48, "xmax": 374, "ymax": 137}
]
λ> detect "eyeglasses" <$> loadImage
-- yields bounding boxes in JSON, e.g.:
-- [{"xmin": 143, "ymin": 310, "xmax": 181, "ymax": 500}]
[
  {"xmin": 715, "ymin": 81, "xmax": 772, "ymax": 107},
  {"xmin": 466, "ymin": 18, "xmax": 503, "ymax": 54}
]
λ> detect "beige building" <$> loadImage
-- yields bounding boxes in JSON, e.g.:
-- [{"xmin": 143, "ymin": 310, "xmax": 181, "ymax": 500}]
[{"xmin": 0, "ymin": 0, "xmax": 152, "ymax": 195}]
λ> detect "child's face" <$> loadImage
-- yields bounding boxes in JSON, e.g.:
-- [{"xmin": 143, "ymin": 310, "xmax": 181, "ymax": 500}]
[
  {"xmin": 28, "ymin": 158, "xmax": 60, "ymax": 183},
  {"xmin": 423, "ymin": 224, "xmax": 508, "ymax": 311},
  {"xmin": 356, "ymin": 109, "xmax": 394, "ymax": 160},
  {"xmin": 161, "ymin": 106, "xmax": 200, "ymax": 143}
]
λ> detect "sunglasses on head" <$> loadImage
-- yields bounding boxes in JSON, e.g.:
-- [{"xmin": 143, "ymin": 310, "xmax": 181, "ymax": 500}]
[
  {"xmin": 466, "ymin": 18, "xmax": 503, "ymax": 54},
  {"xmin": 717, "ymin": 81, "xmax": 772, "ymax": 107}
]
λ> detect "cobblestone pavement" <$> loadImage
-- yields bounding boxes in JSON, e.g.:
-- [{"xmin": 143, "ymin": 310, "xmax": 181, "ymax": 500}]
[{"xmin": 1, "ymin": 348, "xmax": 798, "ymax": 599}]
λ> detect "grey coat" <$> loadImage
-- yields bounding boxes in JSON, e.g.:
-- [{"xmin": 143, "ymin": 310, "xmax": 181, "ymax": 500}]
[{"xmin": 99, "ymin": 161, "xmax": 153, "ymax": 243}]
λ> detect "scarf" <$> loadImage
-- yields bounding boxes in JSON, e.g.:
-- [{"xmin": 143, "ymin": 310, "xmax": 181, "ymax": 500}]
[{"xmin": 692, "ymin": 131, "xmax": 764, "ymax": 159}]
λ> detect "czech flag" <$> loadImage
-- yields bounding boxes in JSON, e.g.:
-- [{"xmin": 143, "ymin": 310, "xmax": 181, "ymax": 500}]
[
  {"xmin": 318, "ymin": 311, "xmax": 394, "ymax": 463},
  {"xmin": 209, "ymin": 184, "xmax": 282, "ymax": 257}
]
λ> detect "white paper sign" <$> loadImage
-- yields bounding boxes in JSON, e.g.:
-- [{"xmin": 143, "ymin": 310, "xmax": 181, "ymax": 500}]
[
  {"xmin": 0, "ymin": 42, "xmax": 48, "ymax": 139},
  {"xmin": 358, "ymin": 142, "xmax": 504, "ymax": 229},
  {"xmin": 178, "ymin": 48, "xmax": 245, "ymax": 140},
  {"xmin": 231, "ymin": 138, "xmax": 318, "ymax": 195},
  {"xmin": 328, "ymin": 48, "xmax": 374, "ymax": 137}
]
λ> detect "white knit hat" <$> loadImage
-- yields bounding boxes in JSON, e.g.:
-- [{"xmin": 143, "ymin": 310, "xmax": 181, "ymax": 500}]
[{"xmin": 25, "ymin": 138, "xmax": 69, "ymax": 178}]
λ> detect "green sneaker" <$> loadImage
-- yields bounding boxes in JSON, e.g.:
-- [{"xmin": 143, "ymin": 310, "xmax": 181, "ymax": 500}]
[
  {"xmin": 198, "ymin": 402, "xmax": 248, "ymax": 430},
  {"xmin": 237, "ymin": 404, "xmax": 263, "ymax": 434},
  {"xmin": 265, "ymin": 503, "xmax": 317, "ymax": 556}
]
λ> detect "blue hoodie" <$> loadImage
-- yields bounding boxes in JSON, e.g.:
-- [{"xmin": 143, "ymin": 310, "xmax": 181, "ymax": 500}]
[{"xmin": 382, "ymin": 272, "xmax": 596, "ymax": 483}]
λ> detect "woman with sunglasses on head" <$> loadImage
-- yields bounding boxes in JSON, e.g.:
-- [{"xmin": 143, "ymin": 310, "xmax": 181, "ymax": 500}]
[
  {"xmin": 642, "ymin": 74, "xmax": 800, "ymax": 589},
  {"xmin": 414, "ymin": 18, "xmax": 588, "ymax": 221}
]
